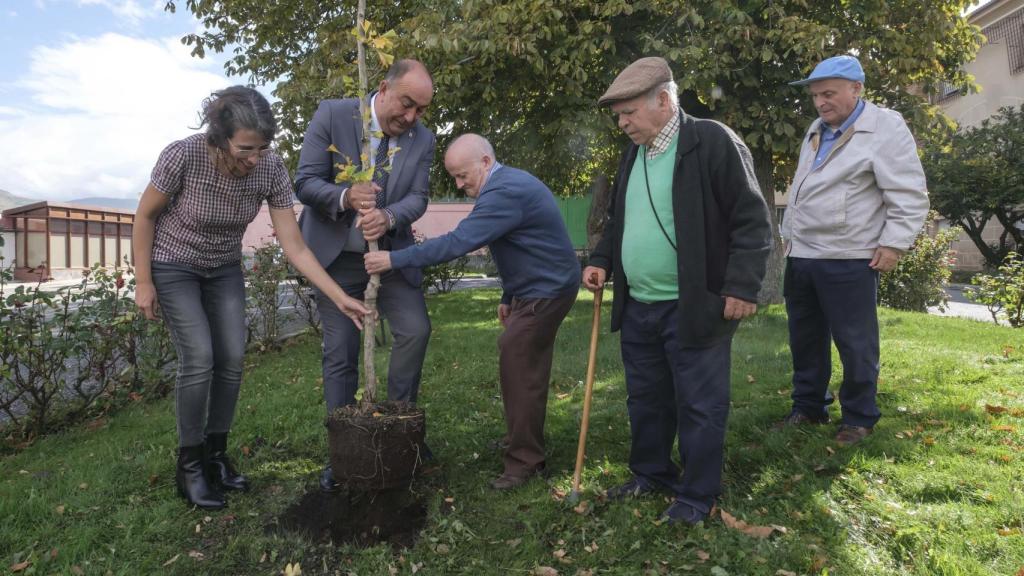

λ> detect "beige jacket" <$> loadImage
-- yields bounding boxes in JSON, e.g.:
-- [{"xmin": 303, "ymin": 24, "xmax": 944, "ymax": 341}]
[{"xmin": 781, "ymin": 100, "xmax": 929, "ymax": 259}]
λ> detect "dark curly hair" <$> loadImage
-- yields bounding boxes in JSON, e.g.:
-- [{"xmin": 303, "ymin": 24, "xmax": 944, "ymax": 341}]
[{"xmin": 200, "ymin": 86, "xmax": 276, "ymax": 149}]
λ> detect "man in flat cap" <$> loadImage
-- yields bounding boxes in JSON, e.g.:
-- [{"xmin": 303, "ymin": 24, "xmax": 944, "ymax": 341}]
[
  {"xmin": 777, "ymin": 55, "xmax": 928, "ymax": 445},
  {"xmin": 583, "ymin": 56, "xmax": 772, "ymax": 525}
]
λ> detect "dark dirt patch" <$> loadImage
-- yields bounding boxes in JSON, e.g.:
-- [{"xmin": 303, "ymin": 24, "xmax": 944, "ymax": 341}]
[{"xmin": 277, "ymin": 486, "xmax": 430, "ymax": 549}]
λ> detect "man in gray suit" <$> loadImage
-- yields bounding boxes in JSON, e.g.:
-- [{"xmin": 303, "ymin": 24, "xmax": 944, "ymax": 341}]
[{"xmin": 295, "ymin": 59, "xmax": 436, "ymax": 491}]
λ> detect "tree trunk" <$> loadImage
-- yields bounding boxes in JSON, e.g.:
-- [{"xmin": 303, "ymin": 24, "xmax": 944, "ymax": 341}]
[
  {"xmin": 586, "ymin": 173, "xmax": 611, "ymax": 252},
  {"xmin": 356, "ymin": 0, "xmax": 380, "ymax": 404},
  {"xmin": 753, "ymin": 152, "xmax": 784, "ymax": 304}
]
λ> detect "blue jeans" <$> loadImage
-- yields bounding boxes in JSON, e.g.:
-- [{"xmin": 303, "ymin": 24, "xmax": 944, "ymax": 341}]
[
  {"xmin": 784, "ymin": 257, "xmax": 881, "ymax": 428},
  {"xmin": 620, "ymin": 297, "xmax": 732, "ymax": 514},
  {"xmin": 152, "ymin": 261, "xmax": 247, "ymax": 447}
]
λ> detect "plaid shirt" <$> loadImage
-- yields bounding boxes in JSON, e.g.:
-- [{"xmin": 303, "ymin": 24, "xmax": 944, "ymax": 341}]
[
  {"xmin": 645, "ymin": 111, "xmax": 680, "ymax": 159},
  {"xmin": 150, "ymin": 133, "xmax": 294, "ymax": 269}
]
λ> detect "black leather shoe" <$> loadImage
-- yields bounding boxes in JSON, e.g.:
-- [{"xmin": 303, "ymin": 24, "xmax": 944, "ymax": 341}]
[
  {"xmin": 319, "ymin": 465, "xmax": 340, "ymax": 493},
  {"xmin": 205, "ymin": 433, "xmax": 250, "ymax": 492},
  {"xmin": 772, "ymin": 410, "xmax": 831, "ymax": 430},
  {"xmin": 605, "ymin": 476, "xmax": 658, "ymax": 501},
  {"xmin": 176, "ymin": 444, "xmax": 225, "ymax": 510},
  {"xmin": 661, "ymin": 499, "xmax": 708, "ymax": 526}
]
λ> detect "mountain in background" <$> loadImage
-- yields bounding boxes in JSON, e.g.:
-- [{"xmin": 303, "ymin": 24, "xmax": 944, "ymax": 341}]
[
  {"xmin": 0, "ymin": 189, "xmax": 35, "ymax": 212},
  {"xmin": 67, "ymin": 197, "xmax": 139, "ymax": 210}
]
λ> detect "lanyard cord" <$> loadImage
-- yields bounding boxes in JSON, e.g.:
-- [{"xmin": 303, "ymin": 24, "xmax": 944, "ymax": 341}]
[{"xmin": 641, "ymin": 150, "xmax": 677, "ymax": 252}]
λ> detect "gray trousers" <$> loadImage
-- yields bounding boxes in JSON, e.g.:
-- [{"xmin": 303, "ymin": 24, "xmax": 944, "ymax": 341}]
[
  {"xmin": 315, "ymin": 252, "xmax": 431, "ymax": 412},
  {"xmin": 152, "ymin": 261, "xmax": 246, "ymax": 447}
]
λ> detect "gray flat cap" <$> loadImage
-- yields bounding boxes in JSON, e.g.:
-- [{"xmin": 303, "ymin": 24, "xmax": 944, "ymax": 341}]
[{"xmin": 599, "ymin": 57, "xmax": 673, "ymax": 106}]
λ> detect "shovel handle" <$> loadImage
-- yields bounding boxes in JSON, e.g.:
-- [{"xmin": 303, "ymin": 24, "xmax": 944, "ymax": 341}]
[{"xmin": 571, "ymin": 287, "xmax": 603, "ymax": 495}]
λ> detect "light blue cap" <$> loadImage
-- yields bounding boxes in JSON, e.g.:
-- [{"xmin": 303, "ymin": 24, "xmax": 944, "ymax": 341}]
[{"xmin": 789, "ymin": 55, "xmax": 865, "ymax": 86}]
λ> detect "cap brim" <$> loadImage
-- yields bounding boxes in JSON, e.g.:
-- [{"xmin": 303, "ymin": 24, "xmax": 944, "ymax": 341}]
[{"xmin": 789, "ymin": 75, "xmax": 862, "ymax": 87}]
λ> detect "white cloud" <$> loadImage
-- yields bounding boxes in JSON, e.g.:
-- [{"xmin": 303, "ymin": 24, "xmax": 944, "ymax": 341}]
[
  {"xmin": 0, "ymin": 33, "xmax": 237, "ymax": 201},
  {"xmin": 77, "ymin": 0, "xmax": 153, "ymax": 26}
]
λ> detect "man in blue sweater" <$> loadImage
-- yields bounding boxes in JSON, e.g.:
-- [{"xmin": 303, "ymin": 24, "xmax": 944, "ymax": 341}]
[{"xmin": 365, "ymin": 133, "xmax": 581, "ymax": 489}]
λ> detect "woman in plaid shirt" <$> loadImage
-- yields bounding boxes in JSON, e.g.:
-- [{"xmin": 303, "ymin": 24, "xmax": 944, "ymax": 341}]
[{"xmin": 133, "ymin": 86, "xmax": 369, "ymax": 510}]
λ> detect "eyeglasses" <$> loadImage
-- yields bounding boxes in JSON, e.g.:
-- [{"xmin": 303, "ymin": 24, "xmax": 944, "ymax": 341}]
[{"xmin": 228, "ymin": 139, "xmax": 273, "ymax": 158}]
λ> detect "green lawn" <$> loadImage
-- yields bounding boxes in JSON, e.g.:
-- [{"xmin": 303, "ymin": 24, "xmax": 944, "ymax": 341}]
[{"xmin": 2, "ymin": 288, "xmax": 1023, "ymax": 575}]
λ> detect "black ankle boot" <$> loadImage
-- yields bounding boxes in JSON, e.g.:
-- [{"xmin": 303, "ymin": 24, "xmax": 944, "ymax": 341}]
[
  {"xmin": 176, "ymin": 444, "xmax": 226, "ymax": 510},
  {"xmin": 205, "ymin": 433, "xmax": 250, "ymax": 492}
]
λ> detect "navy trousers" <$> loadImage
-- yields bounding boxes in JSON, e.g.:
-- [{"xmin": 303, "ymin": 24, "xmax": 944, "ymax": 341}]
[
  {"xmin": 620, "ymin": 297, "xmax": 732, "ymax": 514},
  {"xmin": 784, "ymin": 257, "xmax": 881, "ymax": 428}
]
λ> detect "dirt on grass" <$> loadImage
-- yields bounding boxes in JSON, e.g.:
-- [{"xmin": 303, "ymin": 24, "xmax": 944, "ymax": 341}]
[{"xmin": 277, "ymin": 485, "xmax": 431, "ymax": 549}]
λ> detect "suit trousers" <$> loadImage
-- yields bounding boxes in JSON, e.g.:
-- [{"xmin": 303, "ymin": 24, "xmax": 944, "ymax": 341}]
[
  {"xmin": 497, "ymin": 292, "xmax": 577, "ymax": 477},
  {"xmin": 315, "ymin": 252, "xmax": 431, "ymax": 412},
  {"xmin": 784, "ymin": 257, "xmax": 881, "ymax": 428},
  {"xmin": 620, "ymin": 297, "xmax": 731, "ymax": 514}
]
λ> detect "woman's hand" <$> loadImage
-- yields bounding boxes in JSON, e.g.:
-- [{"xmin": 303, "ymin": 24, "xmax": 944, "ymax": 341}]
[
  {"xmin": 334, "ymin": 294, "xmax": 372, "ymax": 330},
  {"xmin": 135, "ymin": 281, "xmax": 160, "ymax": 320}
]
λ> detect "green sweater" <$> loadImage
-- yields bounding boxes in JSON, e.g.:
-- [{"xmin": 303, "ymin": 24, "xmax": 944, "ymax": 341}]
[{"xmin": 622, "ymin": 135, "xmax": 679, "ymax": 303}]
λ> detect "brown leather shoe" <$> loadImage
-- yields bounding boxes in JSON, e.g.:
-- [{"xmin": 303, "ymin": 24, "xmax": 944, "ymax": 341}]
[
  {"xmin": 835, "ymin": 424, "xmax": 873, "ymax": 446},
  {"xmin": 490, "ymin": 473, "xmax": 529, "ymax": 490}
]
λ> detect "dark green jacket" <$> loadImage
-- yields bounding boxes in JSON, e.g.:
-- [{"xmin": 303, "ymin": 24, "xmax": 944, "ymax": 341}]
[{"xmin": 589, "ymin": 110, "xmax": 772, "ymax": 348}]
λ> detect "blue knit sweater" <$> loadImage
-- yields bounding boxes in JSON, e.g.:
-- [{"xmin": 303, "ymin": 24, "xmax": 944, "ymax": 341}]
[{"xmin": 390, "ymin": 166, "xmax": 580, "ymax": 304}]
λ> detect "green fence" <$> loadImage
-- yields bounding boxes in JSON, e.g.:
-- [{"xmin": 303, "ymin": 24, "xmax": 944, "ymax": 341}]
[{"xmin": 555, "ymin": 196, "xmax": 592, "ymax": 249}]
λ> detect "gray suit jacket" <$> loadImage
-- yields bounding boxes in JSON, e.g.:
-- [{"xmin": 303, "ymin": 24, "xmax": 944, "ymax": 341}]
[{"xmin": 295, "ymin": 97, "xmax": 435, "ymax": 286}]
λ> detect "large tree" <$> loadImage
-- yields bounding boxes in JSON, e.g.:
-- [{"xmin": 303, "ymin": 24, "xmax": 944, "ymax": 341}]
[
  {"xmin": 168, "ymin": 0, "xmax": 981, "ymax": 301},
  {"xmin": 924, "ymin": 105, "xmax": 1024, "ymax": 267}
]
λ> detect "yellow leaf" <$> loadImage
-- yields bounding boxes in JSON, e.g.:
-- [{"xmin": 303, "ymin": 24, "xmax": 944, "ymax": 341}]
[
  {"xmin": 378, "ymin": 51, "xmax": 395, "ymax": 68},
  {"xmin": 746, "ymin": 374, "xmax": 756, "ymax": 384},
  {"xmin": 284, "ymin": 562, "xmax": 303, "ymax": 576},
  {"xmin": 326, "ymin": 144, "xmax": 340, "ymax": 154},
  {"xmin": 534, "ymin": 567, "xmax": 559, "ymax": 576},
  {"xmin": 719, "ymin": 509, "xmax": 786, "ymax": 539},
  {"xmin": 992, "ymin": 425, "xmax": 1016, "ymax": 432},
  {"xmin": 696, "ymin": 550, "xmax": 710, "ymax": 562}
]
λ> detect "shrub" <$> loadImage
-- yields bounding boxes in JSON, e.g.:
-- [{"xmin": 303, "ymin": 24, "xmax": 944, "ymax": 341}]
[
  {"xmin": 244, "ymin": 243, "xmax": 289, "ymax": 351},
  {"xmin": 411, "ymin": 229, "xmax": 470, "ymax": 294},
  {"xmin": 0, "ymin": 261, "xmax": 175, "ymax": 443},
  {"xmin": 965, "ymin": 251, "xmax": 1024, "ymax": 327},
  {"xmin": 878, "ymin": 216, "xmax": 959, "ymax": 312}
]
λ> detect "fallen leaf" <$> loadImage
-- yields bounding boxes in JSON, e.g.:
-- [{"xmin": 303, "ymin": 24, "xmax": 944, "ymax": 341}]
[
  {"xmin": 959, "ymin": 404, "xmax": 970, "ymax": 412},
  {"xmin": 998, "ymin": 527, "xmax": 1021, "ymax": 536},
  {"xmin": 148, "ymin": 474, "xmax": 159, "ymax": 486},
  {"xmin": 56, "ymin": 504, "xmax": 65, "ymax": 514},
  {"xmin": 986, "ymin": 404, "xmax": 1009, "ymax": 414},
  {"xmin": 696, "ymin": 550, "xmax": 710, "ymax": 562},
  {"xmin": 534, "ymin": 567, "xmax": 559, "ymax": 576},
  {"xmin": 162, "ymin": 554, "xmax": 180, "ymax": 567},
  {"xmin": 10, "ymin": 561, "xmax": 30, "ymax": 572},
  {"xmin": 1016, "ymin": 566, "xmax": 1024, "ymax": 576},
  {"xmin": 746, "ymin": 374, "xmax": 756, "ymax": 384},
  {"xmin": 576, "ymin": 570, "xmax": 594, "ymax": 576},
  {"xmin": 825, "ymin": 446, "xmax": 835, "ymax": 456},
  {"xmin": 992, "ymin": 425, "xmax": 1016, "ymax": 432},
  {"xmin": 444, "ymin": 497, "xmax": 455, "ymax": 504},
  {"xmin": 633, "ymin": 508, "xmax": 642, "ymax": 518},
  {"xmin": 776, "ymin": 571, "xmax": 797, "ymax": 576},
  {"xmin": 719, "ymin": 510, "xmax": 786, "ymax": 539},
  {"xmin": 573, "ymin": 501, "xmax": 590, "ymax": 515},
  {"xmin": 553, "ymin": 549, "xmax": 567, "ymax": 559},
  {"xmin": 810, "ymin": 554, "xmax": 828, "ymax": 572},
  {"xmin": 49, "ymin": 549, "xmax": 57, "ymax": 560},
  {"xmin": 1003, "ymin": 346, "xmax": 1014, "ymax": 358},
  {"xmin": 188, "ymin": 550, "xmax": 205, "ymax": 560},
  {"xmin": 435, "ymin": 544, "xmax": 450, "ymax": 555},
  {"xmin": 506, "ymin": 538, "xmax": 522, "ymax": 547},
  {"xmin": 78, "ymin": 483, "xmax": 88, "ymax": 490},
  {"xmin": 283, "ymin": 562, "xmax": 302, "ymax": 576},
  {"xmin": 71, "ymin": 566, "xmax": 85, "ymax": 575},
  {"xmin": 241, "ymin": 446, "xmax": 251, "ymax": 457},
  {"xmin": 372, "ymin": 411, "xmax": 384, "ymax": 417}
]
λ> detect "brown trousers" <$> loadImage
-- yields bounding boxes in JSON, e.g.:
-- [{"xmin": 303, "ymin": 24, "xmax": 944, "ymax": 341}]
[{"xmin": 497, "ymin": 292, "xmax": 578, "ymax": 477}]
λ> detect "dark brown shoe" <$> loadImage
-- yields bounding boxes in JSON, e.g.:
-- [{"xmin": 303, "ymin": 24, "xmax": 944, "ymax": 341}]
[
  {"xmin": 490, "ymin": 473, "xmax": 529, "ymax": 490},
  {"xmin": 772, "ymin": 410, "xmax": 831, "ymax": 430},
  {"xmin": 835, "ymin": 425, "xmax": 873, "ymax": 446}
]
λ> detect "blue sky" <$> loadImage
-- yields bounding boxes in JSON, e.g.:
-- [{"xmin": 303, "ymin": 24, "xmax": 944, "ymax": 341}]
[
  {"xmin": 0, "ymin": 0, "xmax": 996, "ymax": 202},
  {"xmin": 0, "ymin": 0, "xmax": 263, "ymax": 201}
]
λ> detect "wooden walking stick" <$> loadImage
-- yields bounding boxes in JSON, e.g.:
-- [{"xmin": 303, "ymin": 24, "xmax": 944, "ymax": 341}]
[{"xmin": 569, "ymin": 287, "xmax": 603, "ymax": 502}]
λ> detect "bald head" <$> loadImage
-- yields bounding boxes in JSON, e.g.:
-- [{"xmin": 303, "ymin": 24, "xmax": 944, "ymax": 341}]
[{"xmin": 444, "ymin": 133, "xmax": 496, "ymax": 198}]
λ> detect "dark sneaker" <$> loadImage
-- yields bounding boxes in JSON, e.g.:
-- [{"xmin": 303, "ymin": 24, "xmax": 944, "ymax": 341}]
[
  {"xmin": 772, "ymin": 410, "xmax": 831, "ymax": 430},
  {"xmin": 661, "ymin": 499, "xmax": 708, "ymax": 526},
  {"xmin": 605, "ymin": 477, "xmax": 658, "ymax": 501},
  {"xmin": 835, "ymin": 424, "xmax": 873, "ymax": 446},
  {"xmin": 319, "ymin": 465, "xmax": 340, "ymax": 493}
]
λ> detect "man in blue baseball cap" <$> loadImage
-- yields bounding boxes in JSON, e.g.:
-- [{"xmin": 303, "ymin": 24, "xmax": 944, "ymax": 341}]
[{"xmin": 776, "ymin": 54, "xmax": 929, "ymax": 446}]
